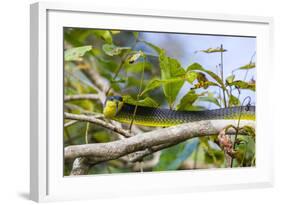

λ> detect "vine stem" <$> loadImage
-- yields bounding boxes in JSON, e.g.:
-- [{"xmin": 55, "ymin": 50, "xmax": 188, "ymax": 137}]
[
  {"xmin": 129, "ymin": 54, "xmax": 145, "ymax": 131},
  {"xmin": 85, "ymin": 122, "xmax": 90, "ymax": 144},
  {"xmin": 220, "ymin": 44, "xmax": 227, "ymax": 108},
  {"xmin": 230, "ymin": 96, "xmax": 251, "ymax": 167},
  {"xmin": 105, "ymin": 56, "xmax": 128, "ymax": 96}
]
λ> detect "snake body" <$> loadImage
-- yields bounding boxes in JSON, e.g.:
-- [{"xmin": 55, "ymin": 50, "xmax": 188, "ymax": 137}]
[{"xmin": 103, "ymin": 96, "xmax": 255, "ymax": 127}]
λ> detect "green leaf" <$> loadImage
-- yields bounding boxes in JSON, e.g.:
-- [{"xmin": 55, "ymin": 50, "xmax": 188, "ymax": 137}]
[
  {"xmin": 110, "ymin": 77, "xmax": 126, "ymax": 84},
  {"xmin": 102, "ymin": 44, "xmax": 131, "ymax": 56},
  {"xmin": 204, "ymin": 149, "xmax": 225, "ymax": 165},
  {"xmin": 196, "ymin": 72, "xmax": 208, "ymax": 83},
  {"xmin": 142, "ymin": 41, "xmax": 162, "ymax": 54},
  {"xmin": 64, "ymin": 45, "xmax": 92, "ymax": 61},
  {"xmin": 123, "ymin": 95, "xmax": 159, "ymax": 108},
  {"xmin": 199, "ymin": 47, "xmax": 227, "ymax": 53},
  {"xmin": 141, "ymin": 77, "xmax": 185, "ymax": 96},
  {"xmin": 229, "ymin": 95, "xmax": 240, "ymax": 106},
  {"xmin": 110, "ymin": 30, "xmax": 121, "ymax": 35},
  {"xmin": 176, "ymin": 90, "xmax": 199, "ymax": 111},
  {"xmin": 228, "ymin": 80, "xmax": 255, "ymax": 91},
  {"xmin": 201, "ymin": 138, "xmax": 225, "ymax": 165},
  {"xmin": 93, "ymin": 130, "xmax": 111, "ymax": 143},
  {"xmin": 141, "ymin": 78, "xmax": 162, "ymax": 96},
  {"xmin": 126, "ymin": 51, "xmax": 144, "ymax": 64},
  {"xmin": 92, "ymin": 30, "xmax": 113, "ymax": 43},
  {"xmin": 133, "ymin": 32, "xmax": 139, "ymax": 40},
  {"xmin": 154, "ymin": 139, "xmax": 199, "ymax": 171},
  {"xmin": 94, "ymin": 56, "xmax": 118, "ymax": 73},
  {"xmin": 187, "ymin": 63, "xmax": 224, "ymax": 87},
  {"xmin": 124, "ymin": 62, "xmax": 151, "ymax": 73},
  {"xmin": 197, "ymin": 93, "xmax": 221, "ymax": 107},
  {"xmin": 159, "ymin": 50, "xmax": 185, "ymax": 107},
  {"xmin": 238, "ymin": 62, "xmax": 255, "ymax": 70},
  {"xmin": 185, "ymin": 71, "xmax": 198, "ymax": 84},
  {"xmin": 194, "ymin": 81, "xmax": 220, "ymax": 90},
  {"xmin": 234, "ymin": 135, "xmax": 255, "ymax": 166},
  {"xmin": 242, "ymin": 126, "xmax": 256, "ymax": 139},
  {"xmin": 226, "ymin": 75, "xmax": 235, "ymax": 84},
  {"xmin": 126, "ymin": 76, "xmax": 141, "ymax": 88}
]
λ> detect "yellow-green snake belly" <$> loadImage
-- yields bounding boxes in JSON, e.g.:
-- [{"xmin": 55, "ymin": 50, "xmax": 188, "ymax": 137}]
[{"xmin": 113, "ymin": 103, "xmax": 255, "ymax": 127}]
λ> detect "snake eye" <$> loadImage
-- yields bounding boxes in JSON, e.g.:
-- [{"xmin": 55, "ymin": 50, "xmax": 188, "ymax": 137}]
[
  {"xmin": 106, "ymin": 96, "xmax": 123, "ymax": 102},
  {"xmin": 114, "ymin": 96, "xmax": 123, "ymax": 102}
]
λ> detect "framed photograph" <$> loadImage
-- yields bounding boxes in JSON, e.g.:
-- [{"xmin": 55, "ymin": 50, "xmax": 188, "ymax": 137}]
[{"xmin": 30, "ymin": 2, "xmax": 274, "ymax": 202}]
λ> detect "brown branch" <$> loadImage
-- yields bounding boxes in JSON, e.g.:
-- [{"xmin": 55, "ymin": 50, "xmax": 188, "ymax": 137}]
[
  {"xmin": 70, "ymin": 157, "xmax": 90, "ymax": 176},
  {"xmin": 64, "ymin": 112, "xmax": 132, "ymax": 138},
  {"xmin": 64, "ymin": 120, "xmax": 255, "ymax": 164},
  {"xmin": 64, "ymin": 94, "xmax": 100, "ymax": 102},
  {"xmin": 127, "ymin": 140, "xmax": 182, "ymax": 162},
  {"xmin": 78, "ymin": 62, "xmax": 109, "ymax": 93}
]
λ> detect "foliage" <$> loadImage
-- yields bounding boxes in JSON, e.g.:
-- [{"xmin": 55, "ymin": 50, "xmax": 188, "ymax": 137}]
[
  {"xmin": 64, "ymin": 45, "xmax": 92, "ymax": 61},
  {"xmin": 63, "ymin": 28, "xmax": 256, "ymax": 175}
]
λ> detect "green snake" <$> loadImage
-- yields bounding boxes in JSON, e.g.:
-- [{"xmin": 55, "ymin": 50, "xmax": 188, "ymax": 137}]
[{"xmin": 103, "ymin": 96, "xmax": 255, "ymax": 127}]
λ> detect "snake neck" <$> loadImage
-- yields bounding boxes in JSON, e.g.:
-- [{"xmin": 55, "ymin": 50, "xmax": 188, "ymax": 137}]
[{"xmin": 113, "ymin": 103, "xmax": 255, "ymax": 127}]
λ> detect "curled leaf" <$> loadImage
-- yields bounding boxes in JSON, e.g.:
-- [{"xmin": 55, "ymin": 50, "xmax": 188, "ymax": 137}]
[
  {"xmin": 238, "ymin": 62, "xmax": 255, "ymax": 70},
  {"xmin": 194, "ymin": 81, "xmax": 220, "ymax": 89},
  {"xmin": 64, "ymin": 45, "xmax": 92, "ymax": 61},
  {"xmin": 226, "ymin": 75, "xmax": 235, "ymax": 84},
  {"xmin": 126, "ymin": 51, "xmax": 144, "ymax": 64},
  {"xmin": 199, "ymin": 47, "xmax": 227, "ymax": 53},
  {"xmin": 218, "ymin": 129, "xmax": 234, "ymax": 155},
  {"xmin": 102, "ymin": 44, "xmax": 131, "ymax": 56},
  {"xmin": 228, "ymin": 80, "xmax": 255, "ymax": 91},
  {"xmin": 187, "ymin": 63, "xmax": 224, "ymax": 87}
]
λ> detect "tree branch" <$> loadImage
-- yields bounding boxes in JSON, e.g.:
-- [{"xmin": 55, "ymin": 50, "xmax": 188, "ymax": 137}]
[
  {"xmin": 78, "ymin": 62, "xmax": 110, "ymax": 93},
  {"xmin": 64, "ymin": 94, "xmax": 100, "ymax": 102},
  {"xmin": 64, "ymin": 120, "xmax": 255, "ymax": 164},
  {"xmin": 64, "ymin": 120, "xmax": 78, "ymax": 127},
  {"xmin": 70, "ymin": 157, "xmax": 90, "ymax": 175},
  {"xmin": 127, "ymin": 140, "xmax": 182, "ymax": 162},
  {"xmin": 64, "ymin": 112, "xmax": 132, "ymax": 138}
]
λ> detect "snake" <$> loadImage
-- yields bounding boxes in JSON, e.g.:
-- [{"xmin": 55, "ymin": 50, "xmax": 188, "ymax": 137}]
[{"xmin": 103, "ymin": 96, "xmax": 255, "ymax": 127}]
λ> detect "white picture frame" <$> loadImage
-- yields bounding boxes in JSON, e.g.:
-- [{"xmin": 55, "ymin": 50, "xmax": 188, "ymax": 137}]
[{"xmin": 30, "ymin": 2, "xmax": 274, "ymax": 202}]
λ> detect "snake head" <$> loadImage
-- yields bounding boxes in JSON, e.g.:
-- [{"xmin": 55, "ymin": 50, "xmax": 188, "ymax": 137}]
[{"xmin": 103, "ymin": 96, "xmax": 124, "ymax": 118}]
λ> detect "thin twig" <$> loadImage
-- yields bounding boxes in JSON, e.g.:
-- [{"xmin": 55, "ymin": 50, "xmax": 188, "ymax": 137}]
[
  {"xmin": 85, "ymin": 122, "xmax": 90, "ymax": 144},
  {"xmin": 64, "ymin": 94, "xmax": 100, "ymax": 102},
  {"xmin": 220, "ymin": 44, "xmax": 227, "ymax": 108},
  {"xmin": 105, "ymin": 54, "xmax": 129, "ymax": 96},
  {"xmin": 230, "ymin": 96, "xmax": 251, "ymax": 167},
  {"xmin": 64, "ymin": 112, "xmax": 132, "ymax": 138},
  {"xmin": 129, "ymin": 54, "xmax": 145, "ymax": 131},
  {"xmin": 64, "ymin": 120, "xmax": 78, "ymax": 127}
]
